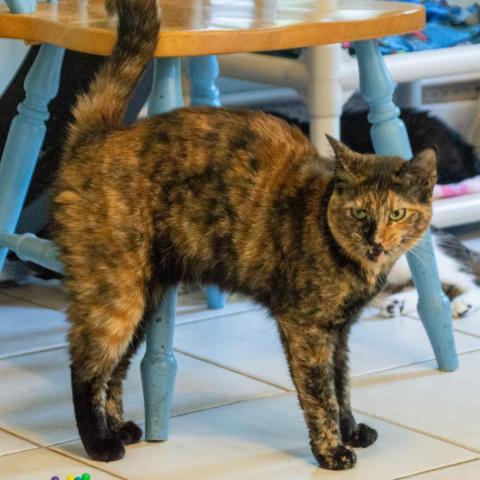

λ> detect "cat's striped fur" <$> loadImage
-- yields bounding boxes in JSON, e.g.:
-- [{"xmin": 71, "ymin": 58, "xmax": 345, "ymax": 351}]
[{"xmin": 52, "ymin": 0, "xmax": 437, "ymax": 469}]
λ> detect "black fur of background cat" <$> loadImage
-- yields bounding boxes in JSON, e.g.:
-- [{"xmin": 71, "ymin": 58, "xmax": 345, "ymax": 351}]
[{"xmin": 272, "ymin": 108, "xmax": 480, "ymax": 184}]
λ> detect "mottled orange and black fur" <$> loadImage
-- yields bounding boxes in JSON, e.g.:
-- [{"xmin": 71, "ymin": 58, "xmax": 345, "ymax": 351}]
[{"xmin": 52, "ymin": 0, "xmax": 437, "ymax": 470}]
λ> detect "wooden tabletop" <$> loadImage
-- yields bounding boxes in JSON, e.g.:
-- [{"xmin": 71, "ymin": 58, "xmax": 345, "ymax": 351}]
[{"xmin": 0, "ymin": 0, "xmax": 425, "ymax": 57}]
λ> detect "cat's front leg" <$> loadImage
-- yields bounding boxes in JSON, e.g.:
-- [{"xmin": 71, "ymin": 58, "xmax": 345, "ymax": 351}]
[
  {"xmin": 277, "ymin": 319, "xmax": 356, "ymax": 470},
  {"xmin": 334, "ymin": 323, "xmax": 377, "ymax": 448}
]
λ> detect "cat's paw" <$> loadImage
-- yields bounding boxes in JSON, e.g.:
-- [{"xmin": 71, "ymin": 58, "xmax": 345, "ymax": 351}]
[
  {"xmin": 312, "ymin": 444, "xmax": 357, "ymax": 470},
  {"xmin": 452, "ymin": 291, "xmax": 480, "ymax": 318},
  {"xmin": 83, "ymin": 436, "xmax": 125, "ymax": 462},
  {"xmin": 119, "ymin": 421, "xmax": 143, "ymax": 445},
  {"xmin": 382, "ymin": 297, "xmax": 405, "ymax": 317},
  {"xmin": 344, "ymin": 423, "xmax": 378, "ymax": 448},
  {"xmin": 380, "ymin": 291, "xmax": 417, "ymax": 318},
  {"xmin": 452, "ymin": 298, "xmax": 473, "ymax": 318}
]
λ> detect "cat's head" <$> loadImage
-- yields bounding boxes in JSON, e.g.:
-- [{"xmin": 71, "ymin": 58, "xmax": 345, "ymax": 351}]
[{"xmin": 326, "ymin": 136, "xmax": 437, "ymax": 271}]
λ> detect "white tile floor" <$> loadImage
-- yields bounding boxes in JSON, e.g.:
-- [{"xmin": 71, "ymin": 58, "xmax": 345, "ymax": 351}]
[{"xmin": 1, "ymin": 276, "xmax": 480, "ymax": 480}]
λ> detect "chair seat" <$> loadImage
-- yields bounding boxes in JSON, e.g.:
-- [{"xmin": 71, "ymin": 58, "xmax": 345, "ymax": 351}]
[{"xmin": 0, "ymin": 0, "xmax": 424, "ymax": 57}]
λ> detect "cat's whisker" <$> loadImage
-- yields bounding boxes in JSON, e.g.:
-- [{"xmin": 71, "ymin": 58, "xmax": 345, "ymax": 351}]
[
  {"xmin": 399, "ymin": 247, "xmax": 436, "ymax": 275},
  {"xmin": 400, "ymin": 245, "xmax": 431, "ymax": 271},
  {"xmin": 396, "ymin": 233, "xmax": 479, "ymax": 274}
]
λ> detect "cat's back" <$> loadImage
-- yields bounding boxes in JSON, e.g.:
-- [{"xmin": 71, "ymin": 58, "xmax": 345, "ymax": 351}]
[
  {"xmin": 55, "ymin": 107, "xmax": 324, "ymax": 226},
  {"xmin": 139, "ymin": 107, "xmax": 328, "ymax": 226},
  {"xmin": 141, "ymin": 107, "xmax": 319, "ymax": 174}
]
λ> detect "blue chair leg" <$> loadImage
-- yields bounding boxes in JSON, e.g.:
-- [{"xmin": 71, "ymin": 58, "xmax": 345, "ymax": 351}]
[
  {"xmin": 6, "ymin": 0, "xmax": 57, "ymax": 11},
  {"xmin": 188, "ymin": 55, "xmax": 226, "ymax": 310},
  {"xmin": 141, "ymin": 286, "xmax": 177, "ymax": 441},
  {"xmin": 353, "ymin": 39, "xmax": 458, "ymax": 372},
  {"xmin": 5, "ymin": 0, "xmax": 36, "ymax": 13},
  {"xmin": 0, "ymin": 44, "xmax": 65, "ymax": 271},
  {"xmin": 188, "ymin": 56, "xmax": 221, "ymax": 107},
  {"xmin": 141, "ymin": 58, "xmax": 183, "ymax": 441}
]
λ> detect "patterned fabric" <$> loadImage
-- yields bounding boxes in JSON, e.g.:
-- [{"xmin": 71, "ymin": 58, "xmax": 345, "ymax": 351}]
[{"xmin": 343, "ymin": 0, "xmax": 480, "ymax": 54}]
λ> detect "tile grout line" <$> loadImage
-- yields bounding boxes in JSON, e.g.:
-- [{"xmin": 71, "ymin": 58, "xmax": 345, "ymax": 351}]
[
  {"xmin": 454, "ymin": 327, "xmax": 480, "ymax": 339},
  {"xmin": 392, "ymin": 458, "xmax": 480, "ymax": 480},
  {"xmin": 49, "ymin": 391, "xmax": 291, "ymax": 451},
  {"xmin": 0, "ymin": 343, "xmax": 68, "ymax": 361},
  {"xmin": 175, "ymin": 302, "xmax": 262, "ymax": 326},
  {"xmin": 0, "ymin": 440, "xmax": 129, "ymax": 480},
  {"xmin": 5, "ymin": 333, "xmax": 478, "ymax": 385},
  {"xmin": 1, "ymin": 287, "xmax": 259, "ymax": 323},
  {"xmin": 1, "ymin": 288, "xmax": 260, "ymax": 330},
  {"xmin": 0, "ymin": 289, "xmax": 66, "ymax": 312},
  {"xmin": 27, "ymin": 393, "xmax": 292, "ymax": 450},
  {"xmin": 353, "ymin": 407, "xmax": 480, "ymax": 455},
  {"xmin": 49, "ymin": 393, "xmax": 294, "ymax": 478},
  {"xmin": 0, "ymin": 425, "xmax": 43, "ymax": 458},
  {"xmin": 176, "ymin": 345, "xmax": 480, "ymax": 393},
  {"xmin": 46, "ymin": 392, "xmax": 480, "ymax": 480},
  {"xmin": 352, "ymin": 346, "xmax": 480, "ymax": 381},
  {"xmin": 174, "ymin": 308, "xmax": 258, "ymax": 328},
  {"xmin": 44, "ymin": 445, "xmax": 130, "ymax": 480},
  {"xmin": 0, "ymin": 415, "xmax": 127, "ymax": 479},
  {"xmin": 404, "ymin": 312, "xmax": 480, "ymax": 340},
  {"xmin": 171, "ymin": 390, "xmax": 290, "ymax": 419},
  {"xmin": 173, "ymin": 347, "xmax": 293, "ymax": 392}
]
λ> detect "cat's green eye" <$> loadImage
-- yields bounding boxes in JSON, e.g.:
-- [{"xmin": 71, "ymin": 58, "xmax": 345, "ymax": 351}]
[
  {"xmin": 389, "ymin": 208, "xmax": 406, "ymax": 222},
  {"xmin": 351, "ymin": 208, "xmax": 368, "ymax": 220}
]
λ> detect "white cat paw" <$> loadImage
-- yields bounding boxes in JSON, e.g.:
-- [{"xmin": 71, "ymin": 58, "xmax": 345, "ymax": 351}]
[
  {"xmin": 380, "ymin": 291, "xmax": 418, "ymax": 318},
  {"xmin": 451, "ymin": 291, "xmax": 480, "ymax": 318},
  {"xmin": 381, "ymin": 297, "xmax": 405, "ymax": 317}
]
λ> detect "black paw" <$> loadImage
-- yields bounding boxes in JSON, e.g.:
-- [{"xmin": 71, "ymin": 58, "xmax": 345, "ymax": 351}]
[
  {"xmin": 83, "ymin": 436, "xmax": 125, "ymax": 462},
  {"xmin": 345, "ymin": 423, "xmax": 378, "ymax": 448},
  {"xmin": 313, "ymin": 444, "xmax": 357, "ymax": 470},
  {"xmin": 119, "ymin": 421, "xmax": 143, "ymax": 445}
]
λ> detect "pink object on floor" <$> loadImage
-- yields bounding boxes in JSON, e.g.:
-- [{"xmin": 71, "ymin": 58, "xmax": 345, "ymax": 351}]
[{"xmin": 433, "ymin": 175, "xmax": 480, "ymax": 199}]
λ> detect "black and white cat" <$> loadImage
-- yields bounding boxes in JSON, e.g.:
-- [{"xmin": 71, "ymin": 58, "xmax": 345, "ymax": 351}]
[{"xmin": 374, "ymin": 227, "xmax": 480, "ymax": 318}]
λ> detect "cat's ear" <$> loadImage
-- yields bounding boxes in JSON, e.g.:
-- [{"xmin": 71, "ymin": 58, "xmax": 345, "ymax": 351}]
[
  {"xmin": 326, "ymin": 135, "xmax": 364, "ymax": 185},
  {"xmin": 326, "ymin": 135, "xmax": 353, "ymax": 158},
  {"xmin": 400, "ymin": 147, "xmax": 438, "ymax": 192}
]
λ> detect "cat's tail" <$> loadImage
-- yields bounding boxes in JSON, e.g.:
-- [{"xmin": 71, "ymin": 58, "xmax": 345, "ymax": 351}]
[{"xmin": 69, "ymin": 0, "xmax": 160, "ymax": 137}]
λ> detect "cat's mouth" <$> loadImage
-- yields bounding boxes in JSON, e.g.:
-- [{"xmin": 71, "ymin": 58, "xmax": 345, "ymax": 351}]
[{"xmin": 367, "ymin": 249, "xmax": 389, "ymax": 263}]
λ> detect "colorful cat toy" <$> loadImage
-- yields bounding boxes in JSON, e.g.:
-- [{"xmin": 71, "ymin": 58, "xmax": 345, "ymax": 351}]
[{"xmin": 50, "ymin": 474, "xmax": 90, "ymax": 480}]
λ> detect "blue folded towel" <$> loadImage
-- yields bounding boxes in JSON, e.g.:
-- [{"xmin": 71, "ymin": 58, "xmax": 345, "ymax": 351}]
[{"xmin": 376, "ymin": 0, "xmax": 480, "ymax": 54}]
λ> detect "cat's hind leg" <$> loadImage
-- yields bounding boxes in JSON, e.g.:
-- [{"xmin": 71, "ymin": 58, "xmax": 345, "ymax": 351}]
[
  {"xmin": 68, "ymin": 278, "xmax": 147, "ymax": 462},
  {"xmin": 104, "ymin": 318, "xmax": 147, "ymax": 446}
]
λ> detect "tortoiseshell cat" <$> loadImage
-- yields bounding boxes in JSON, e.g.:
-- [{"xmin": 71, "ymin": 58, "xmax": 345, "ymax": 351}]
[{"xmin": 52, "ymin": 0, "xmax": 437, "ymax": 470}]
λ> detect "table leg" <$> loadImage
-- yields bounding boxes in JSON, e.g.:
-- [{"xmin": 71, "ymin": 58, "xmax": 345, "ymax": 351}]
[
  {"xmin": 188, "ymin": 55, "xmax": 226, "ymax": 309},
  {"xmin": 305, "ymin": 44, "xmax": 343, "ymax": 155}
]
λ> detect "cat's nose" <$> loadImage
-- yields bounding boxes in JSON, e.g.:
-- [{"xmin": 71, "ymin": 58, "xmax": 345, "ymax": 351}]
[{"xmin": 371, "ymin": 242, "xmax": 385, "ymax": 257}]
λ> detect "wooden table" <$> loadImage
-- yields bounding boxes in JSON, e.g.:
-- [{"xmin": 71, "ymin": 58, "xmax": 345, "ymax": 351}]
[{"xmin": 0, "ymin": 0, "xmax": 424, "ymax": 56}]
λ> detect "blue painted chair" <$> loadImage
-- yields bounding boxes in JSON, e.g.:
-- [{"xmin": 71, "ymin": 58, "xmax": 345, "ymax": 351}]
[{"xmin": 0, "ymin": 0, "xmax": 457, "ymax": 444}]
